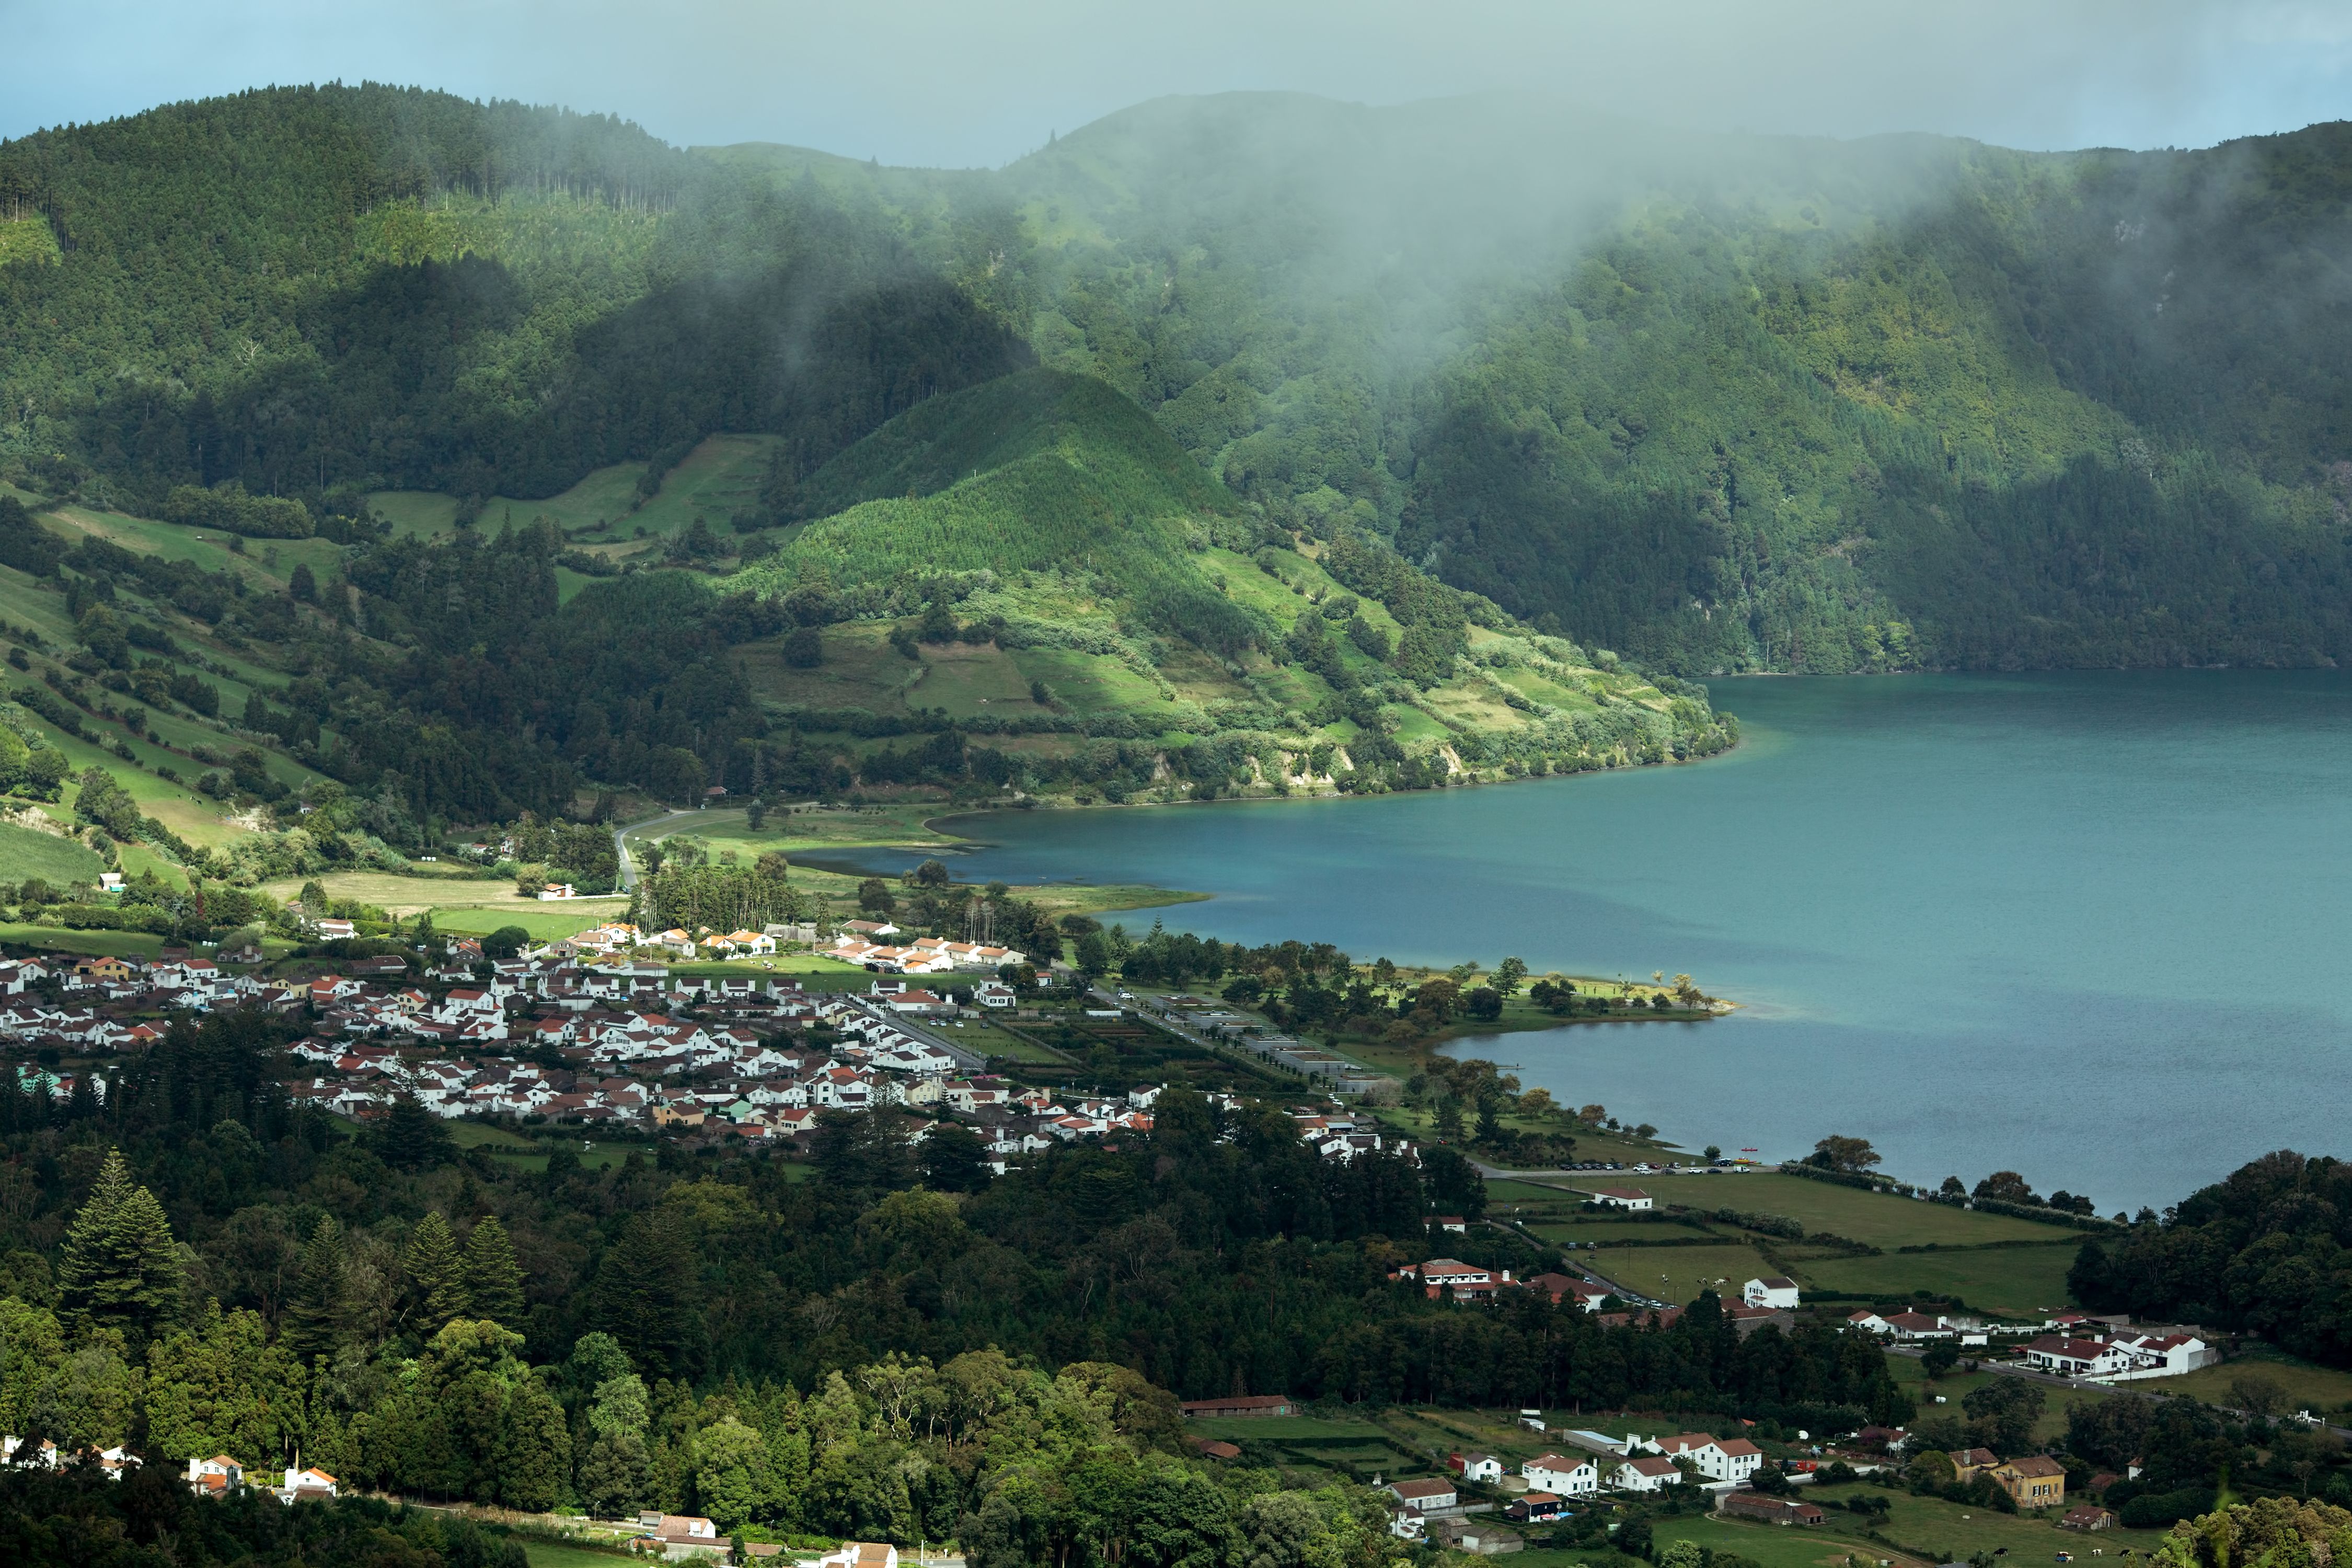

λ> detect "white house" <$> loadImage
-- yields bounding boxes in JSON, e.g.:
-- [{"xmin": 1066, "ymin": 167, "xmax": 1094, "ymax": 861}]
[
  {"xmin": 1744, "ymin": 1276, "xmax": 1801, "ymax": 1310},
  {"xmin": 1522, "ymin": 1454, "xmax": 1600, "ymax": 1496},
  {"xmin": 1609, "ymin": 1456, "xmax": 1684, "ymax": 1492},
  {"xmin": 1452, "ymin": 1451, "xmax": 1503, "ymax": 1483},
  {"xmin": 281, "ymin": 1465, "xmax": 337, "ymax": 1501},
  {"xmin": 636, "ymin": 1514, "xmax": 726, "ymax": 1560},
  {"xmin": 1586, "ymin": 1186, "xmax": 1653, "ymax": 1211},
  {"xmin": 1880, "ymin": 1310, "xmax": 1956, "ymax": 1340},
  {"xmin": 1648, "ymin": 1434, "xmax": 1762, "ymax": 1484},
  {"xmin": 816, "ymin": 1546, "xmax": 898, "ymax": 1568},
  {"xmin": 2105, "ymin": 1333, "xmax": 2218, "ymax": 1378},
  {"xmin": 2, "ymin": 1436, "xmax": 59, "ymax": 1469},
  {"xmin": 1845, "ymin": 1309, "xmax": 1892, "ymax": 1334},
  {"xmin": 2021, "ymin": 1335, "xmax": 2141, "ymax": 1378},
  {"xmin": 186, "ymin": 1455, "xmax": 244, "ymax": 1494}
]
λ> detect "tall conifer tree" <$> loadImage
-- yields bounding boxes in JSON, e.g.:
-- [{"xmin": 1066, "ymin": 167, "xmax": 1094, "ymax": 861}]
[
  {"xmin": 403, "ymin": 1211, "xmax": 466, "ymax": 1331},
  {"xmin": 58, "ymin": 1147, "xmax": 182, "ymax": 1339},
  {"xmin": 283, "ymin": 1216, "xmax": 348, "ymax": 1363},
  {"xmin": 460, "ymin": 1215, "xmax": 525, "ymax": 1325}
]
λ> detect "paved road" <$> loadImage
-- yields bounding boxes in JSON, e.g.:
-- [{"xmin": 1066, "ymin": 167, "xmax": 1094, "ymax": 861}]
[{"xmin": 613, "ymin": 810, "xmax": 701, "ymax": 890}]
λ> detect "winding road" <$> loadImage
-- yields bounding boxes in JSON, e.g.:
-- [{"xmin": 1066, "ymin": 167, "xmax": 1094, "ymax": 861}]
[{"xmin": 613, "ymin": 810, "xmax": 703, "ymax": 890}]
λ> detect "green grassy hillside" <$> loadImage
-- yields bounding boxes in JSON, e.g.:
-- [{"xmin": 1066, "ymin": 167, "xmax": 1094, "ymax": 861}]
[
  {"xmin": 10, "ymin": 81, "xmax": 2346, "ymax": 847},
  {"xmin": 726, "ymin": 98, "xmax": 2352, "ymax": 675},
  {"xmin": 14, "ymin": 86, "xmax": 2352, "ymax": 683},
  {"xmin": 745, "ymin": 370, "xmax": 1262, "ymax": 654},
  {"xmin": 720, "ymin": 366, "xmax": 1733, "ymax": 799}
]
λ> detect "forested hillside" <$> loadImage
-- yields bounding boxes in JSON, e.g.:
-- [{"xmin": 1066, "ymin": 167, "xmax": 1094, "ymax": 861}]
[
  {"xmin": 7, "ymin": 84, "xmax": 2352, "ymax": 715},
  {"xmin": 0, "ymin": 1014, "xmax": 1905, "ymax": 1537},
  {"xmin": 0, "ymin": 86, "xmax": 1731, "ymax": 840},
  {"xmin": 735, "ymin": 96, "xmax": 2352, "ymax": 673}
]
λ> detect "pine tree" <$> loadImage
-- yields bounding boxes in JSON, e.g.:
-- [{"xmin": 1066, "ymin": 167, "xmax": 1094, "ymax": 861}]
[
  {"xmin": 403, "ymin": 1211, "xmax": 466, "ymax": 1331},
  {"xmin": 58, "ymin": 1148, "xmax": 182, "ymax": 1339},
  {"xmin": 283, "ymin": 1215, "xmax": 348, "ymax": 1363},
  {"xmin": 460, "ymin": 1215, "xmax": 525, "ymax": 1325},
  {"xmin": 57, "ymin": 1149, "xmax": 135, "ymax": 1297}
]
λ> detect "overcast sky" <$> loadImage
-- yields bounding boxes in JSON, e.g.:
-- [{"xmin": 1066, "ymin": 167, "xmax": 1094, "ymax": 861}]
[{"xmin": 6, "ymin": 0, "xmax": 2349, "ymax": 164}]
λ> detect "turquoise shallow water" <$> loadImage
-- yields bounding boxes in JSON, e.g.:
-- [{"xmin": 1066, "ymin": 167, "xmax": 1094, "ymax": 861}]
[{"xmin": 864, "ymin": 672, "xmax": 2352, "ymax": 1210}]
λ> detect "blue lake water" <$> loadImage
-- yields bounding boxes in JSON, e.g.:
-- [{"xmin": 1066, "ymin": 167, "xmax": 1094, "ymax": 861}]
[{"xmin": 843, "ymin": 672, "xmax": 2352, "ymax": 1211}]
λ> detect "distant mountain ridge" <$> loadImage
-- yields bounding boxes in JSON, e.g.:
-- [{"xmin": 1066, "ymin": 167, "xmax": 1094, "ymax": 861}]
[{"xmin": 5, "ymin": 85, "xmax": 2352, "ymax": 676}]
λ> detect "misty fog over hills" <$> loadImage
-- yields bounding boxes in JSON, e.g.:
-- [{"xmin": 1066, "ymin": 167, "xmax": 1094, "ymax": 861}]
[{"xmin": 5, "ymin": 84, "xmax": 2351, "ymax": 672}]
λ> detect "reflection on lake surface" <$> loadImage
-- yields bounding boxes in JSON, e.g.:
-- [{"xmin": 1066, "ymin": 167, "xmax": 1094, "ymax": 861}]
[{"xmin": 846, "ymin": 672, "xmax": 2352, "ymax": 1210}]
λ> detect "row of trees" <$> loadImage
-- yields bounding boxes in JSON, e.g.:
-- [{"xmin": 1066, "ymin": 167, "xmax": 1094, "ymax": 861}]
[{"xmin": 2070, "ymin": 1149, "xmax": 2352, "ymax": 1366}]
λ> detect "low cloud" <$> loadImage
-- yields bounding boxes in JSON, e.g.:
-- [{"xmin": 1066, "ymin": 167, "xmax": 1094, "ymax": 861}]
[{"xmin": 6, "ymin": 0, "xmax": 2348, "ymax": 163}]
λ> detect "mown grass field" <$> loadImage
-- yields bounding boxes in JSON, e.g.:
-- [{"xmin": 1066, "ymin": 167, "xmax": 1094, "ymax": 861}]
[
  {"xmin": 1794, "ymin": 1242, "xmax": 2081, "ymax": 1319},
  {"xmin": 519, "ymin": 1538, "xmax": 645, "ymax": 1568},
  {"xmin": 0, "ymin": 817, "xmax": 105, "ymax": 884},
  {"xmin": 1584, "ymin": 1242, "xmax": 1781, "ymax": 1304},
  {"xmin": 372, "ymin": 435, "xmax": 776, "ymax": 549},
  {"xmin": 1640, "ymin": 1515, "xmax": 1928, "ymax": 1568},
  {"xmin": 0, "ymin": 922, "xmax": 174, "ymax": 958},
  {"xmin": 1805, "ymin": 1482, "xmax": 2171, "ymax": 1561},
  {"xmin": 1627, "ymin": 1174, "xmax": 2079, "ymax": 1248},
  {"xmin": 1529, "ymin": 1219, "xmax": 1713, "ymax": 1245},
  {"xmin": 2131, "ymin": 1344, "xmax": 2352, "ymax": 1415}
]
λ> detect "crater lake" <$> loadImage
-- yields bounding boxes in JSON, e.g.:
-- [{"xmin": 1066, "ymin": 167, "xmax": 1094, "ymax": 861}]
[{"xmin": 859, "ymin": 671, "xmax": 2352, "ymax": 1210}]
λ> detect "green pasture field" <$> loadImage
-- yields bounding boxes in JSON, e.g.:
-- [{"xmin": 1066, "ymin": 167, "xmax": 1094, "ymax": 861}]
[
  {"xmin": 468, "ymin": 1140, "xmax": 642, "ymax": 1175},
  {"xmin": 1485, "ymin": 1179, "xmax": 1593, "ymax": 1205},
  {"xmin": 981, "ymin": 1031, "xmax": 1077, "ymax": 1064},
  {"xmin": 2129, "ymin": 1344, "xmax": 2352, "ymax": 1415},
  {"xmin": 639, "ymin": 800, "xmax": 962, "ymax": 855},
  {"xmin": 1584, "ymin": 1242, "xmax": 1781, "ymax": 1304},
  {"xmin": 1529, "ymin": 1221, "xmax": 1717, "ymax": 1246},
  {"xmin": 48, "ymin": 501, "xmax": 345, "ymax": 592},
  {"xmin": 1009, "ymin": 646, "xmax": 1192, "ymax": 720},
  {"xmin": 1885, "ymin": 1356, "xmax": 2109, "ymax": 1444},
  {"xmin": 367, "ymin": 491, "xmax": 463, "ymax": 537},
  {"xmin": 667, "ymin": 954, "xmax": 868, "ymax": 979},
  {"xmin": 1805, "ymin": 1482, "xmax": 2170, "ymax": 1561},
  {"xmin": 520, "ymin": 1538, "xmax": 645, "ymax": 1568},
  {"xmin": 738, "ymin": 624, "xmax": 924, "ymax": 712},
  {"xmin": 907, "ymin": 640, "xmax": 1054, "ymax": 721},
  {"xmin": 1792, "ymin": 1242, "xmax": 2081, "ymax": 1318},
  {"xmin": 114, "ymin": 843, "xmax": 190, "ymax": 889},
  {"xmin": 620, "ymin": 434, "xmax": 775, "ymax": 538},
  {"xmin": 256, "ymin": 873, "xmax": 626, "ymax": 936},
  {"xmin": 0, "ymin": 817, "xmax": 105, "ymax": 884},
  {"xmin": 372, "ymin": 434, "xmax": 776, "ymax": 551},
  {"xmin": 1627, "ymin": 1174, "xmax": 2080, "ymax": 1248},
  {"xmin": 0, "ymin": 923, "xmax": 172, "ymax": 959},
  {"xmin": 448, "ymin": 1121, "xmax": 647, "ymax": 1173},
  {"xmin": 1642, "ymin": 1515, "xmax": 1927, "ymax": 1568},
  {"xmin": 427, "ymin": 905, "xmax": 630, "ymax": 940}
]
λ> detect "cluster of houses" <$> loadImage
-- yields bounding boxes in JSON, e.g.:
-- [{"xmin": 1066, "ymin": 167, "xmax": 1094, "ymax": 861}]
[
  {"xmin": 0, "ymin": 932, "xmax": 1432, "ymax": 1184},
  {"xmin": 820, "ymin": 920, "xmax": 1025, "ymax": 975},
  {"xmin": 0, "ymin": 1440, "xmax": 338, "ymax": 1505},
  {"xmin": 1842, "ymin": 1305, "xmax": 2216, "ymax": 1381},
  {"xmin": 275, "ymin": 978, "xmax": 1156, "ymax": 1167},
  {"xmin": 1377, "ymin": 1422, "xmax": 2085, "ymax": 1547},
  {"xmin": 1378, "ymin": 1429, "xmax": 1771, "ymax": 1547},
  {"xmin": 2016, "ymin": 1326, "xmax": 2218, "ymax": 1380}
]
